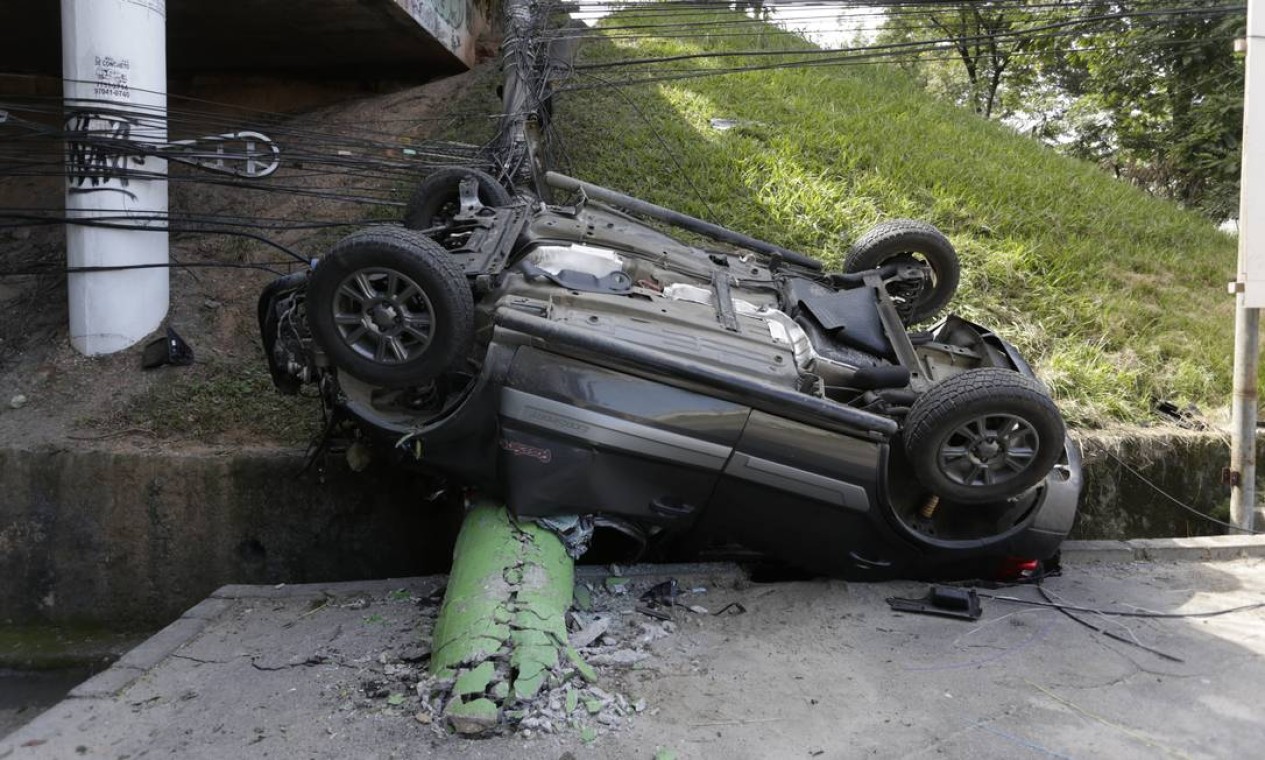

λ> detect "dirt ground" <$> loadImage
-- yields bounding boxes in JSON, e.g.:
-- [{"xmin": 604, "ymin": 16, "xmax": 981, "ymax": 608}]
[{"xmin": 0, "ymin": 69, "xmax": 493, "ymax": 452}]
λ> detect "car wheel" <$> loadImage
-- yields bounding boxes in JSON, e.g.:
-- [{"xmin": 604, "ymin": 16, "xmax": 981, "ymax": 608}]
[
  {"xmin": 306, "ymin": 226, "xmax": 474, "ymax": 388},
  {"xmin": 903, "ymin": 368, "xmax": 1064, "ymax": 504},
  {"xmin": 403, "ymin": 167, "xmax": 512, "ymax": 231},
  {"xmin": 843, "ymin": 219, "xmax": 960, "ymax": 324}
]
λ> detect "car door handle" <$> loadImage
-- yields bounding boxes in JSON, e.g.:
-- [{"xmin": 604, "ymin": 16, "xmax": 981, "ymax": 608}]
[{"xmin": 649, "ymin": 496, "xmax": 696, "ymax": 518}]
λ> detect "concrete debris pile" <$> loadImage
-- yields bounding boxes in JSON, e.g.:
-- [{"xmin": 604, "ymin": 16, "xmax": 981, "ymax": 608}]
[
  {"xmin": 411, "ymin": 574, "xmax": 688, "ymax": 740},
  {"xmin": 317, "ymin": 508, "xmax": 726, "ymax": 745},
  {"xmin": 420, "ymin": 504, "xmax": 591, "ymax": 736},
  {"xmin": 410, "ymin": 505, "xmax": 694, "ymax": 741}
]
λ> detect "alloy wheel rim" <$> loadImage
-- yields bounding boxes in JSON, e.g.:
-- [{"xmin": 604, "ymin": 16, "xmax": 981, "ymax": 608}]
[
  {"xmin": 937, "ymin": 413, "xmax": 1039, "ymax": 487},
  {"xmin": 332, "ymin": 267, "xmax": 435, "ymax": 364}
]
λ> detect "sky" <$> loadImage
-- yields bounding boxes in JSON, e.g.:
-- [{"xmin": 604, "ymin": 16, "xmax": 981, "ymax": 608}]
[{"xmin": 568, "ymin": 1, "xmax": 880, "ymax": 48}]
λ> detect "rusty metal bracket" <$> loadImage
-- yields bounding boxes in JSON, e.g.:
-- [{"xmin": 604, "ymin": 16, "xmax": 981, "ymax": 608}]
[
  {"xmin": 866, "ymin": 270, "xmax": 929, "ymax": 392},
  {"xmin": 457, "ymin": 176, "xmax": 485, "ymax": 216}
]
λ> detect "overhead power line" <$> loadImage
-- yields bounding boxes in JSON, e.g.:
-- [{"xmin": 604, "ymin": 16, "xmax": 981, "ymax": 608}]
[
  {"xmin": 574, "ymin": 4, "xmax": 1246, "ymax": 70},
  {"xmin": 559, "ymin": 34, "xmax": 1239, "ymax": 92}
]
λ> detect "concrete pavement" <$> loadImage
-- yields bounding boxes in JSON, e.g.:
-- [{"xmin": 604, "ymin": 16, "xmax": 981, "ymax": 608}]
[{"xmin": 3, "ymin": 552, "xmax": 1264, "ymax": 759}]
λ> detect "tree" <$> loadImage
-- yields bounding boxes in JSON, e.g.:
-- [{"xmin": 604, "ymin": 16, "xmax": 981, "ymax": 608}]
[
  {"xmin": 931, "ymin": 4, "xmax": 1020, "ymax": 118},
  {"xmin": 1057, "ymin": 5, "xmax": 1245, "ymax": 220},
  {"xmin": 879, "ymin": 1, "xmax": 1070, "ymax": 119},
  {"xmin": 880, "ymin": 1, "xmax": 1246, "ymax": 220}
]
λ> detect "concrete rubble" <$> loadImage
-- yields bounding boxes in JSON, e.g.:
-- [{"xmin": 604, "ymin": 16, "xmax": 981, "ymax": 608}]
[
  {"xmin": 421, "ymin": 557, "xmax": 694, "ymax": 740},
  {"xmin": 327, "ymin": 569, "xmax": 705, "ymax": 745},
  {"xmin": 419, "ymin": 504, "xmax": 687, "ymax": 740}
]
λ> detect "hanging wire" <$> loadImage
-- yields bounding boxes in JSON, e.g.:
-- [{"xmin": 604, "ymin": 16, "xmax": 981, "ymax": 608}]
[{"xmin": 2, "ymin": 0, "xmax": 1245, "ymax": 271}]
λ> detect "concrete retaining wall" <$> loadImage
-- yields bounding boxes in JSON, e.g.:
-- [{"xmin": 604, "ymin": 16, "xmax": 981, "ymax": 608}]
[
  {"xmin": 0, "ymin": 429, "xmax": 1255, "ymax": 626},
  {"xmin": 1073, "ymin": 429, "xmax": 1256, "ymax": 540},
  {"xmin": 0, "ymin": 447, "xmax": 460, "ymax": 627}
]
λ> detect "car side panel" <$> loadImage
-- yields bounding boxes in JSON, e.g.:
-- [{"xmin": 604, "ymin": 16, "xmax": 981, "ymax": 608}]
[
  {"xmin": 498, "ymin": 347, "xmax": 750, "ymax": 523},
  {"xmin": 700, "ymin": 410, "xmax": 914, "ymax": 577}
]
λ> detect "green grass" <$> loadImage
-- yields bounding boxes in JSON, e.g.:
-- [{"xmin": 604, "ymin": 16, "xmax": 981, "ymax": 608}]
[
  {"xmin": 550, "ymin": 11, "xmax": 1238, "ymax": 426},
  {"xmin": 105, "ymin": 360, "xmax": 320, "ymax": 446}
]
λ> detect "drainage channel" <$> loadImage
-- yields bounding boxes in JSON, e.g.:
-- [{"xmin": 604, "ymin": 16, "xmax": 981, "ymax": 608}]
[
  {"xmin": 0, "ymin": 668, "xmax": 99, "ymax": 737},
  {"xmin": 0, "ymin": 626, "xmax": 151, "ymax": 737}
]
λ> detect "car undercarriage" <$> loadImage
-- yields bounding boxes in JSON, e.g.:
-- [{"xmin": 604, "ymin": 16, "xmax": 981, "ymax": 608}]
[{"xmin": 259, "ymin": 168, "xmax": 1080, "ymax": 579}]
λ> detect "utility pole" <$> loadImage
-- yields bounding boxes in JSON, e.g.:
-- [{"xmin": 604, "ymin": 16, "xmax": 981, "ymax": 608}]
[
  {"xmin": 62, "ymin": 0, "xmax": 169, "ymax": 355},
  {"xmin": 1231, "ymin": 0, "xmax": 1263, "ymax": 532}
]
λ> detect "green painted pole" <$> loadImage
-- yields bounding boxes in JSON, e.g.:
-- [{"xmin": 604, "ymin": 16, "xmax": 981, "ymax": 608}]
[{"xmin": 430, "ymin": 501, "xmax": 594, "ymax": 734}]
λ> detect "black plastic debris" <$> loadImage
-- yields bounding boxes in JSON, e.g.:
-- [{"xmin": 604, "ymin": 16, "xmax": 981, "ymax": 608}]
[
  {"xmin": 886, "ymin": 586, "xmax": 982, "ymax": 621},
  {"xmin": 635, "ymin": 605, "xmax": 672, "ymax": 622},
  {"xmin": 534, "ymin": 515, "xmax": 595, "ymax": 559},
  {"xmin": 1152, "ymin": 399, "xmax": 1208, "ymax": 430},
  {"xmin": 141, "ymin": 327, "xmax": 194, "ymax": 369},
  {"xmin": 636, "ymin": 578, "xmax": 679, "ymax": 620},
  {"xmin": 711, "ymin": 602, "xmax": 747, "ymax": 616},
  {"xmin": 639, "ymin": 579, "xmax": 679, "ymax": 609}
]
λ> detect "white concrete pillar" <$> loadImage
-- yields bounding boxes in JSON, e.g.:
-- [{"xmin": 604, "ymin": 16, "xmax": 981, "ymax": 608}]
[{"xmin": 62, "ymin": 0, "xmax": 169, "ymax": 356}]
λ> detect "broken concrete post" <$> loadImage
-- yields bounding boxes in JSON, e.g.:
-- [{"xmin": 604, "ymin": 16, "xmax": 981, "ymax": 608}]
[{"xmin": 429, "ymin": 501, "xmax": 595, "ymax": 735}]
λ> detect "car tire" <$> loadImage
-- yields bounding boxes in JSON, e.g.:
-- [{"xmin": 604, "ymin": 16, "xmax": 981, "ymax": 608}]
[
  {"xmin": 307, "ymin": 226, "xmax": 474, "ymax": 388},
  {"xmin": 403, "ymin": 167, "xmax": 512, "ymax": 231},
  {"xmin": 903, "ymin": 368, "xmax": 1064, "ymax": 505},
  {"xmin": 843, "ymin": 219, "xmax": 960, "ymax": 324}
]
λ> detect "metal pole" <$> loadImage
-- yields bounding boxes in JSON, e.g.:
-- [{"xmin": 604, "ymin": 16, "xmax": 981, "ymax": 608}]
[
  {"xmin": 544, "ymin": 171, "xmax": 824, "ymax": 270},
  {"xmin": 62, "ymin": 0, "xmax": 169, "ymax": 356},
  {"xmin": 1230, "ymin": 301, "xmax": 1258, "ymax": 531},
  {"xmin": 495, "ymin": 0, "xmax": 546, "ymax": 196},
  {"xmin": 1230, "ymin": 0, "xmax": 1263, "ymax": 532}
]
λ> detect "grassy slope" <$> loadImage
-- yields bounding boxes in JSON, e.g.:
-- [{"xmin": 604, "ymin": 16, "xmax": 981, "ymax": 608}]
[{"xmin": 551, "ymin": 12, "xmax": 1238, "ymax": 426}]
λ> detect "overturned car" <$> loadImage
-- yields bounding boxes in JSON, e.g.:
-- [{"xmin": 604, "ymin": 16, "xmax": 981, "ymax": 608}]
[{"xmin": 260, "ymin": 168, "xmax": 1080, "ymax": 579}]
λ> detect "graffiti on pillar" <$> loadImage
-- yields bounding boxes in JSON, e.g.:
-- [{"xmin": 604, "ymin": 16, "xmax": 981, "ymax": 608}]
[
  {"xmin": 433, "ymin": 0, "xmax": 466, "ymax": 28},
  {"xmin": 403, "ymin": 0, "xmax": 466, "ymax": 29},
  {"xmin": 65, "ymin": 112, "xmax": 148, "ymax": 199},
  {"xmin": 93, "ymin": 56, "xmax": 132, "ymax": 100},
  {"xmin": 396, "ymin": 0, "xmax": 474, "ymax": 60}
]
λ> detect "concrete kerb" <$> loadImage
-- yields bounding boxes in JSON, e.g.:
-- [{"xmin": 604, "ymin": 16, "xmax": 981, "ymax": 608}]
[
  {"xmin": 63, "ymin": 666, "xmax": 145, "ymax": 700},
  {"xmin": 62, "ymin": 612, "xmax": 221, "ymax": 701},
  {"xmin": 62, "ymin": 577, "xmax": 448, "ymax": 705},
  {"xmin": 209, "ymin": 576, "xmax": 448, "ymax": 602},
  {"xmin": 0, "ymin": 577, "xmax": 434, "ymax": 756},
  {"xmin": 1062, "ymin": 534, "xmax": 1265, "ymax": 564}
]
